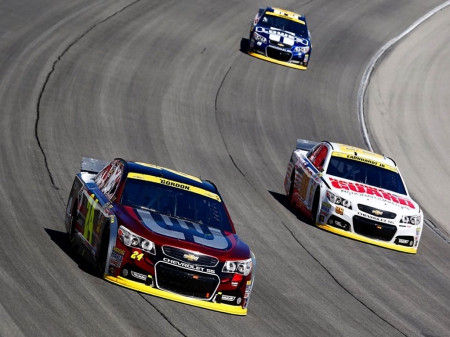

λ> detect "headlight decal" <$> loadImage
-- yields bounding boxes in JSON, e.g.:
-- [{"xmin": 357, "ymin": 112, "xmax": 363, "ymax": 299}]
[
  {"xmin": 118, "ymin": 225, "xmax": 156, "ymax": 255},
  {"xmin": 222, "ymin": 258, "xmax": 252, "ymax": 276},
  {"xmin": 400, "ymin": 214, "xmax": 422, "ymax": 225},
  {"xmin": 326, "ymin": 190, "xmax": 352, "ymax": 210}
]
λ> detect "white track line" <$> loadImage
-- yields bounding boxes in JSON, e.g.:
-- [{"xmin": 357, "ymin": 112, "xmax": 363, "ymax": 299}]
[
  {"xmin": 357, "ymin": 1, "xmax": 450, "ymax": 243},
  {"xmin": 358, "ymin": 0, "xmax": 450, "ymax": 152}
]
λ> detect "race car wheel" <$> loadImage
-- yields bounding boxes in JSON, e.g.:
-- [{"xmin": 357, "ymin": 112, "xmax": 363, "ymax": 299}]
[
  {"xmin": 311, "ymin": 189, "xmax": 320, "ymax": 225},
  {"xmin": 97, "ymin": 225, "xmax": 110, "ymax": 277}
]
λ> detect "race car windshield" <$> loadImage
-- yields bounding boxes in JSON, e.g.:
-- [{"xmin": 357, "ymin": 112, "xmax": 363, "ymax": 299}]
[
  {"xmin": 258, "ymin": 14, "xmax": 308, "ymax": 37},
  {"xmin": 121, "ymin": 179, "xmax": 233, "ymax": 232},
  {"xmin": 326, "ymin": 157, "xmax": 407, "ymax": 195}
]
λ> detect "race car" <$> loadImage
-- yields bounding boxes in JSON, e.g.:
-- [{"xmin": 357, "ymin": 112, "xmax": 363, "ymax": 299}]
[
  {"xmin": 248, "ymin": 7, "xmax": 312, "ymax": 70},
  {"xmin": 65, "ymin": 158, "xmax": 255, "ymax": 315},
  {"xmin": 284, "ymin": 140, "xmax": 424, "ymax": 253}
]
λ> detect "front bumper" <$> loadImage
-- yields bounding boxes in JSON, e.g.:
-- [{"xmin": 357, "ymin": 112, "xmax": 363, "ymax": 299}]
[
  {"xmin": 317, "ymin": 203, "xmax": 421, "ymax": 254},
  {"xmin": 104, "ymin": 275, "xmax": 247, "ymax": 315},
  {"xmin": 316, "ymin": 223, "xmax": 417, "ymax": 254},
  {"xmin": 248, "ymin": 51, "xmax": 307, "ymax": 70}
]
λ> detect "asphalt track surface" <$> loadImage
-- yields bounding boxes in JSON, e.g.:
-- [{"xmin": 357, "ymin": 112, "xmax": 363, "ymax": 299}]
[{"xmin": 1, "ymin": 1, "xmax": 449, "ymax": 336}]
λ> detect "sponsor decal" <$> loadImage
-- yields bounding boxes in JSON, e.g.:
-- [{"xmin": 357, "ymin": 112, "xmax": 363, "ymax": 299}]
[
  {"xmin": 113, "ymin": 246, "xmax": 125, "ymax": 255},
  {"xmin": 183, "ymin": 253, "xmax": 199, "ymax": 262},
  {"xmin": 231, "ymin": 282, "xmax": 239, "ymax": 287},
  {"xmin": 319, "ymin": 214, "xmax": 325, "ymax": 223},
  {"xmin": 108, "ymin": 266, "xmax": 116, "ymax": 275},
  {"xmin": 110, "ymin": 251, "xmax": 123, "ymax": 268},
  {"xmin": 329, "ymin": 178, "xmax": 415, "ymax": 209},
  {"xmin": 416, "ymin": 228, "xmax": 421, "ymax": 233},
  {"xmin": 163, "ymin": 257, "xmax": 215, "ymax": 274},
  {"xmin": 357, "ymin": 212, "xmax": 395, "ymax": 225},
  {"xmin": 221, "ymin": 295, "xmax": 236, "ymax": 302},
  {"xmin": 376, "ymin": 225, "xmax": 382, "ymax": 230},
  {"xmin": 398, "ymin": 239, "xmax": 409, "ymax": 244},
  {"xmin": 335, "ymin": 206, "xmax": 344, "ymax": 216},
  {"xmin": 137, "ymin": 210, "xmax": 230, "ymax": 250},
  {"xmin": 131, "ymin": 271, "xmax": 146, "ymax": 281}
]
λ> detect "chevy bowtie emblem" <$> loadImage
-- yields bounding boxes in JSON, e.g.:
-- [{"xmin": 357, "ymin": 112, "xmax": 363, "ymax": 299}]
[
  {"xmin": 372, "ymin": 209, "xmax": 383, "ymax": 216},
  {"xmin": 376, "ymin": 225, "xmax": 382, "ymax": 229},
  {"xmin": 278, "ymin": 43, "xmax": 284, "ymax": 47},
  {"xmin": 183, "ymin": 253, "xmax": 199, "ymax": 262}
]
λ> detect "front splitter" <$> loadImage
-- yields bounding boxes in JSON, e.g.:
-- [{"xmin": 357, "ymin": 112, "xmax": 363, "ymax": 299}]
[
  {"xmin": 248, "ymin": 51, "xmax": 307, "ymax": 70},
  {"xmin": 316, "ymin": 223, "xmax": 417, "ymax": 254},
  {"xmin": 104, "ymin": 275, "xmax": 247, "ymax": 315}
]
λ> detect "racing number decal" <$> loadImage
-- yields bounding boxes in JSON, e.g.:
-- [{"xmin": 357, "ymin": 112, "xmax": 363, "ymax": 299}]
[
  {"xmin": 84, "ymin": 194, "xmax": 98, "ymax": 244},
  {"xmin": 131, "ymin": 251, "xmax": 144, "ymax": 261}
]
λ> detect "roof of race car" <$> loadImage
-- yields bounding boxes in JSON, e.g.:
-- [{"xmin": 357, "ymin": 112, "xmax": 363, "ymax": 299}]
[
  {"xmin": 327, "ymin": 142, "xmax": 397, "ymax": 171},
  {"xmin": 266, "ymin": 7, "xmax": 305, "ymax": 24},
  {"xmin": 125, "ymin": 161, "xmax": 219, "ymax": 195}
]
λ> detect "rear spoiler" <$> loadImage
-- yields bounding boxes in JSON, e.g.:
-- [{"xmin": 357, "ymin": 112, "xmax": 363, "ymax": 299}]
[
  {"xmin": 296, "ymin": 139, "xmax": 319, "ymax": 152},
  {"xmin": 81, "ymin": 157, "xmax": 110, "ymax": 174}
]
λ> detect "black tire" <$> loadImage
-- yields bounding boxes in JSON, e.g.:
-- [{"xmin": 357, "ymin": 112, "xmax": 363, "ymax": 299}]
[
  {"xmin": 311, "ymin": 189, "xmax": 320, "ymax": 225},
  {"xmin": 97, "ymin": 225, "xmax": 110, "ymax": 277}
]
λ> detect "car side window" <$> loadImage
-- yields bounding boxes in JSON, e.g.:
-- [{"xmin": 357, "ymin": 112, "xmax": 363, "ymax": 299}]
[
  {"xmin": 95, "ymin": 160, "xmax": 124, "ymax": 200},
  {"xmin": 308, "ymin": 144, "xmax": 328, "ymax": 171},
  {"xmin": 314, "ymin": 146, "xmax": 328, "ymax": 171},
  {"xmin": 307, "ymin": 144, "xmax": 322, "ymax": 164}
]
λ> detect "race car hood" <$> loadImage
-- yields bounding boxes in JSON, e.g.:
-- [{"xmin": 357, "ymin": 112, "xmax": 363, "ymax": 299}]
[
  {"xmin": 118, "ymin": 206, "xmax": 250, "ymax": 258},
  {"xmin": 324, "ymin": 175, "xmax": 419, "ymax": 213},
  {"xmin": 255, "ymin": 26, "xmax": 309, "ymax": 47}
]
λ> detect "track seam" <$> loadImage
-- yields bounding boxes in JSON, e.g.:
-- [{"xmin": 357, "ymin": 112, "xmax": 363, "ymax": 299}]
[
  {"xmin": 36, "ymin": 0, "xmax": 141, "ymax": 190},
  {"xmin": 280, "ymin": 221, "xmax": 407, "ymax": 336},
  {"xmin": 139, "ymin": 295, "xmax": 187, "ymax": 336},
  {"xmin": 357, "ymin": 0, "xmax": 450, "ymax": 244}
]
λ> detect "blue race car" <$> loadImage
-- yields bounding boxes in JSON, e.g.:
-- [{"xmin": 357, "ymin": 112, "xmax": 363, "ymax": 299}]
[{"xmin": 248, "ymin": 7, "xmax": 312, "ymax": 70}]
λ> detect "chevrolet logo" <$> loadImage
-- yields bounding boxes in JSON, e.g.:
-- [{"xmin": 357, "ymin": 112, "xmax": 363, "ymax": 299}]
[
  {"xmin": 277, "ymin": 43, "xmax": 284, "ymax": 47},
  {"xmin": 372, "ymin": 209, "xmax": 383, "ymax": 216},
  {"xmin": 376, "ymin": 225, "xmax": 382, "ymax": 229},
  {"xmin": 183, "ymin": 253, "xmax": 199, "ymax": 262}
]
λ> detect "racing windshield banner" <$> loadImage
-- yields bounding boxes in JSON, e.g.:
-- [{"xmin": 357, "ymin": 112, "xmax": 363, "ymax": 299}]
[
  {"xmin": 127, "ymin": 172, "xmax": 221, "ymax": 201},
  {"xmin": 331, "ymin": 152, "xmax": 398, "ymax": 172}
]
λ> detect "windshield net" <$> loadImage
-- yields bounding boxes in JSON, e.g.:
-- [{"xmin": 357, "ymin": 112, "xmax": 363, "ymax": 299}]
[
  {"xmin": 326, "ymin": 156, "xmax": 407, "ymax": 195},
  {"xmin": 121, "ymin": 179, "xmax": 233, "ymax": 232}
]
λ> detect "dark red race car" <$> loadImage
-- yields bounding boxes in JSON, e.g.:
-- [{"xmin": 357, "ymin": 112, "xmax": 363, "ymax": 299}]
[{"xmin": 65, "ymin": 158, "xmax": 255, "ymax": 315}]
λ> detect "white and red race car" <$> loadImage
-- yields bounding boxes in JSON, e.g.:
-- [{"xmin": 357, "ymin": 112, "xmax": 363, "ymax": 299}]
[{"xmin": 284, "ymin": 139, "xmax": 423, "ymax": 253}]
